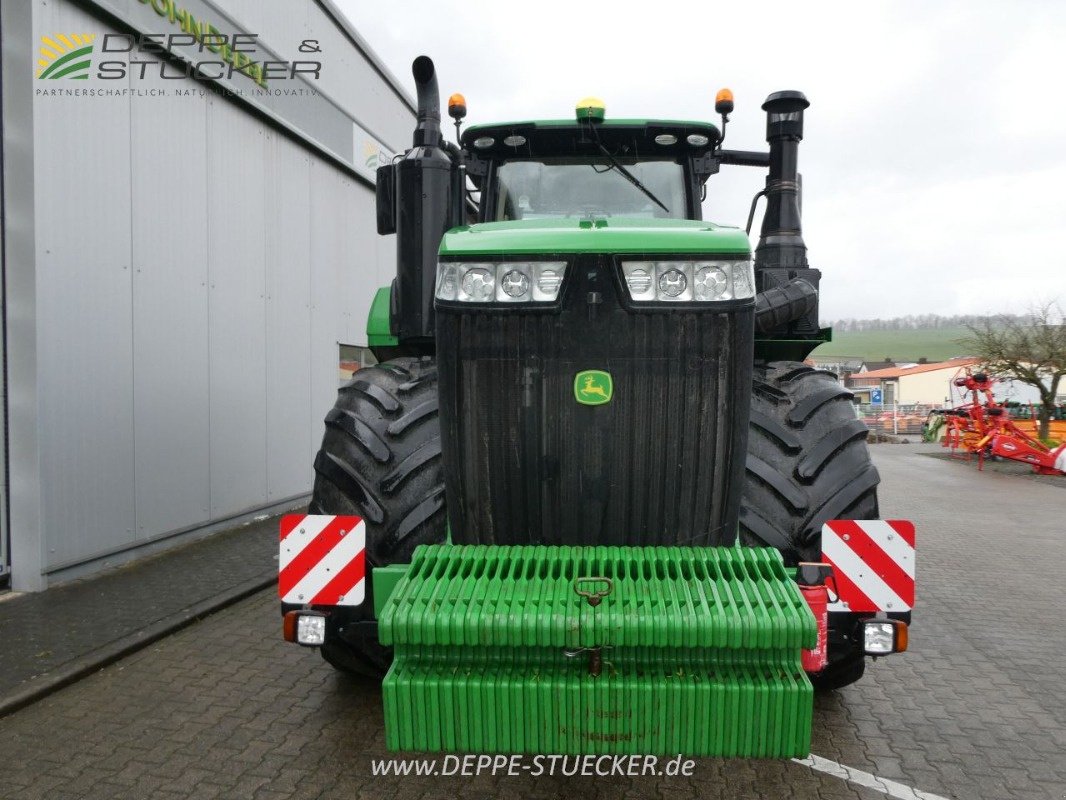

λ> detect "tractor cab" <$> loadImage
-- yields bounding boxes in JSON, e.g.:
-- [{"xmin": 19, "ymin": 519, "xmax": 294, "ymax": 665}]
[{"xmin": 459, "ymin": 112, "xmax": 722, "ymax": 222}]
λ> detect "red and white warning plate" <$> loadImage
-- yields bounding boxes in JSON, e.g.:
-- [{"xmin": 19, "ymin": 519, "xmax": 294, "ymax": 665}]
[
  {"xmin": 821, "ymin": 520, "xmax": 915, "ymax": 613},
  {"xmin": 279, "ymin": 514, "xmax": 367, "ymax": 607}
]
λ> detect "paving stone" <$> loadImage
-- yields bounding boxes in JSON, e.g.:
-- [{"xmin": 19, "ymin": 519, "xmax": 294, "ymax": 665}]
[
  {"xmin": 0, "ymin": 444, "xmax": 1061, "ymax": 799},
  {"xmin": 0, "ymin": 510, "xmax": 292, "ymax": 701}
]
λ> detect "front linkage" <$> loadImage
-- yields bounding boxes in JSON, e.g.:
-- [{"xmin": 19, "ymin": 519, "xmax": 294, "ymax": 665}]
[{"xmin": 279, "ymin": 514, "xmax": 913, "ymax": 757}]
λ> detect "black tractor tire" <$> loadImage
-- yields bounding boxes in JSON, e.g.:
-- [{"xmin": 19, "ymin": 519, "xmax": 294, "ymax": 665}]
[
  {"xmin": 740, "ymin": 361, "xmax": 880, "ymax": 564},
  {"xmin": 740, "ymin": 361, "xmax": 880, "ymax": 692},
  {"xmin": 309, "ymin": 356, "xmax": 447, "ymax": 678},
  {"xmin": 809, "ymin": 651, "xmax": 865, "ymax": 692}
]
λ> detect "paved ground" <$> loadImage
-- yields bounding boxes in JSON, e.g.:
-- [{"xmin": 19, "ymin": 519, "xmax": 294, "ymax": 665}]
[
  {"xmin": 921, "ymin": 446, "xmax": 1066, "ymax": 489},
  {"xmin": 0, "ymin": 511, "xmax": 291, "ymax": 706},
  {"xmin": 0, "ymin": 443, "xmax": 1063, "ymax": 799}
]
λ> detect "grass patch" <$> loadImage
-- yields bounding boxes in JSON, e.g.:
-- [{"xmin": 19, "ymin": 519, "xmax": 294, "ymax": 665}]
[{"xmin": 813, "ymin": 327, "xmax": 972, "ymax": 362}]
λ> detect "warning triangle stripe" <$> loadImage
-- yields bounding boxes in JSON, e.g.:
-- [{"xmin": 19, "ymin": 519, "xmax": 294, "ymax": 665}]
[
  {"xmin": 279, "ymin": 516, "xmax": 355, "ymax": 598},
  {"xmin": 822, "ymin": 525, "xmax": 910, "ymax": 612},
  {"xmin": 279, "ymin": 513, "xmax": 306, "ymax": 541},
  {"xmin": 886, "ymin": 519, "xmax": 915, "ymax": 548},
  {"xmin": 830, "ymin": 520, "xmax": 914, "ymax": 605},
  {"xmin": 282, "ymin": 521, "xmax": 366, "ymax": 605},
  {"xmin": 824, "ymin": 551, "xmax": 877, "ymax": 612},
  {"xmin": 278, "ymin": 516, "xmax": 335, "ymax": 570},
  {"xmin": 851, "ymin": 520, "xmax": 915, "ymax": 575},
  {"xmin": 311, "ymin": 548, "xmax": 366, "ymax": 606}
]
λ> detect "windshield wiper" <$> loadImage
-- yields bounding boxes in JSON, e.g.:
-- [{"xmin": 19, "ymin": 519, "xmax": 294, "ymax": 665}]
[{"xmin": 590, "ymin": 127, "xmax": 670, "ymax": 214}]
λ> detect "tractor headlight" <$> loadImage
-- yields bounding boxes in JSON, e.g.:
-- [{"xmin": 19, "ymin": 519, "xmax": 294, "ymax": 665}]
[
  {"xmin": 694, "ymin": 266, "xmax": 730, "ymax": 300},
  {"xmin": 296, "ymin": 614, "xmax": 327, "ymax": 646},
  {"xmin": 283, "ymin": 611, "xmax": 328, "ymax": 647},
  {"xmin": 460, "ymin": 267, "xmax": 495, "ymax": 302},
  {"xmin": 863, "ymin": 622, "xmax": 894, "ymax": 654},
  {"xmin": 436, "ymin": 262, "xmax": 567, "ymax": 303},
  {"xmin": 863, "ymin": 619, "xmax": 908, "ymax": 655},
  {"xmin": 658, "ymin": 268, "xmax": 689, "ymax": 299},
  {"xmin": 500, "ymin": 269, "xmax": 530, "ymax": 299},
  {"xmin": 622, "ymin": 260, "xmax": 754, "ymax": 303}
]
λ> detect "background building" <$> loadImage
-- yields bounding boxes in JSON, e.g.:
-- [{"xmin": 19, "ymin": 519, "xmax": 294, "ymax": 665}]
[
  {"xmin": 846, "ymin": 357, "xmax": 1046, "ymax": 407},
  {"xmin": 847, "ymin": 358, "xmax": 979, "ymax": 406},
  {"xmin": 1, "ymin": 0, "xmax": 414, "ymax": 590}
]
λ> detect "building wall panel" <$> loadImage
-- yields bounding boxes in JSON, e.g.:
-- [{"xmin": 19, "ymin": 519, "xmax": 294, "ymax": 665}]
[
  {"xmin": 230, "ymin": 0, "xmax": 415, "ymax": 153},
  {"xmin": 206, "ymin": 99, "xmax": 269, "ymax": 519},
  {"xmin": 264, "ymin": 137, "xmax": 314, "ymax": 502},
  {"xmin": 130, "ymin": 56, "xmax": 212, "ymax": 540},
  {"xmin": 8, "ymin": 0, "xmax": 414, "ymax": 585},
  {"xmin": 308, "ymin": 159, "xmax": 351, "ymax": 460},
  {"xmin": 34, "ymin": 0, "xmax": 137, "ymax": 570}
]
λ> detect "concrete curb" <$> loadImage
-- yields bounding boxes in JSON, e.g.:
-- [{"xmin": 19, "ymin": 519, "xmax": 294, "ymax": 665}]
[{"xmin": 0, "ymin": 572, "xmax": 275, "ymax": 719}]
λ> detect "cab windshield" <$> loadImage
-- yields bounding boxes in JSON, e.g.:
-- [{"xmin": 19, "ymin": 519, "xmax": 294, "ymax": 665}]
[{"xmin": 493, "ymin": 158, "xmax": 686, "ymax": 221}]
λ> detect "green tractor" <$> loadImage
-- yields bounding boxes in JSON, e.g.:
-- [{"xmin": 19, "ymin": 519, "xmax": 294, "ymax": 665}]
[{"xmin": 279, "ymin": 56, "xmax": 914, "ymax": 757}]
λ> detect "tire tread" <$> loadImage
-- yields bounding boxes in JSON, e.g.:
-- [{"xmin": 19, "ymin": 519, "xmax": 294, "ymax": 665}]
[
  {"xmin": 741, "ymin": 361, "xmax": 880, "ymax": 565},
  {"xmin": 309, "ymin": 357, "xmax": 447, "ymax": 679},
  {"xmin": 741, "ymin": 361, "xmax": 880, "ymax": 692}
]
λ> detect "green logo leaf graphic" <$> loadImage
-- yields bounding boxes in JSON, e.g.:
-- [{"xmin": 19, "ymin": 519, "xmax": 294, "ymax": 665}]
[{"xmin": 36, "ymin": 34, "xmax": 95, "ymax": 80}]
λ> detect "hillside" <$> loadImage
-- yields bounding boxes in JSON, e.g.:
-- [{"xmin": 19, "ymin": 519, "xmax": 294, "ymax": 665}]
[{"xmin": 812, "ymin": 326, "xmax": 973, "ymax": 363}]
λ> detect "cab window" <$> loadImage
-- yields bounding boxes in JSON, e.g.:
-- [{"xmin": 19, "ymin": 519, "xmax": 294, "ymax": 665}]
[{"xmin": 493, "ymin": 158, "xmax": 686, "ymax": 221}]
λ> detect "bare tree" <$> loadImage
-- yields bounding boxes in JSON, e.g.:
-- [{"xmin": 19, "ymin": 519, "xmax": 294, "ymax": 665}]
[{"xmin": 961, "ymin": 303, "xmax": 1066, "ymax": 440}]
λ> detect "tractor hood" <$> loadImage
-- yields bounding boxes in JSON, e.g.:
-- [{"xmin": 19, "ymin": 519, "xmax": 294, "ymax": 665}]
[{"xmin": 439, "ymin": 218, "xmax": 751, "ymax": 257}]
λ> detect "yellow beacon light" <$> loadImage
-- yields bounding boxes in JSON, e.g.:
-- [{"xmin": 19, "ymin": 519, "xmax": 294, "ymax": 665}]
[
  {"xmin": 575, "ymin": 97, "xmax": 606, "ymax": 122},
  {"xmin": 448, "ymin": 92, "xmax": 467, "ymax": 139},
  {"xmin": 448, "ymin": 93, "xmax": 467, "ymax": 121},
  {"xmin": 715, "ymin": 88, "xmax": 734, "ymax": 116}
]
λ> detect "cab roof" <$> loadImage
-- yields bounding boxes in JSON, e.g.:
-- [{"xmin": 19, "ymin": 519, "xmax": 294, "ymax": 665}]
[{"xmin": 460, "ymin": 119, "xmax": 721, "ymax": 160}]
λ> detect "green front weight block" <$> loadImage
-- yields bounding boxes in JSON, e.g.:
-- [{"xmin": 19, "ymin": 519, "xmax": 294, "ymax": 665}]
[{"xmin": 378, "ymin": 544, "xmax": 817, "ymax": 757}]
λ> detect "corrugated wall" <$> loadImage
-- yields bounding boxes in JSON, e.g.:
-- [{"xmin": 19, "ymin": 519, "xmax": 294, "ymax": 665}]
[{"xmin": 22, "ymin": 0, "xmax": 412, "ymax": 580}]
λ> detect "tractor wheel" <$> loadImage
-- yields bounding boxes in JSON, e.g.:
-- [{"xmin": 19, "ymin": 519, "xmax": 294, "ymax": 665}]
[
  {"xmin": 809, "ymin": 651, "xmax": 865, "ymax": 692},
  {"xmin": 309, "ymin": 356, "xmax": 446, "ymax": 678},
  {"xmin": 740, "ymin": 361, "xmax": 880, "ymax": 691}
]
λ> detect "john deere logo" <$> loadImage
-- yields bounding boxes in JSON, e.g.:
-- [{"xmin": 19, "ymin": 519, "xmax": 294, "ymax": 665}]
[
  {"xmin": 574, "ymin": 370, "xmax": 613, "ymax": 406},
  {"xmin": 36, "ymin": 34, "xmax": 95, "ymax": 80}
]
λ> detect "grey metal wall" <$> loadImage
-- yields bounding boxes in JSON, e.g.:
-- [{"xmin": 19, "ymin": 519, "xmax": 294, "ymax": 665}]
[{"xmin": 4, "ymin": 0, "xmax": 414, "ymax": 588}]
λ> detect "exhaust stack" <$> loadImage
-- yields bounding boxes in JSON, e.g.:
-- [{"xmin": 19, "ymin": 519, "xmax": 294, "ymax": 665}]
[
  {"xmin": 755, "ymin": 90, "xmax": 810, "ymax": 270},
  {"xmin": 378, "ymin": 56, "xmax": 462, "ymax": 345},
  {"xmin": 412, "ymin": 55, "xmax": 442, "ymax": 148},
  {"xmin": 752, "ymin": 91, "xmax": 821, "ymax": 336}
]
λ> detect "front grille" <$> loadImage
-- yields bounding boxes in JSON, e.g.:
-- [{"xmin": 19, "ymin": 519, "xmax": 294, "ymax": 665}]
[{"xmin": 436, "ymin": 255, "xmax": 754, "ymax": 546}]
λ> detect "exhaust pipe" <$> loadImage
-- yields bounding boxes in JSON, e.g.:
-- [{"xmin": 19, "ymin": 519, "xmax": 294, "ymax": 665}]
[
  {"xmin": 752, "ymin": 90, "xmax": 823, "ymax": 337},
  {"xmin": 382, "ymin": 55, "xmax": 461, "ymax": 345},
  {"xmin": 754, "ymin": 91, "xmax": 810, "ymax": 271},
  {"xmin": 412, "ymin": 55, "xmax": 442, "ymax": 148}
]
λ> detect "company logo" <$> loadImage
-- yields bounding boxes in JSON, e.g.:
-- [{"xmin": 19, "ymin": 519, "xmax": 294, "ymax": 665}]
[
  {"xmin": 36, "ymin": 34, "xmax": 95, "ymax": 80},
  {"xmin": 364, "ymin": 140, "xmax": 387, "ymax": 171},
  {"xmin": 574, "ymin": 370, "xmax": 613, "ymax": 406},
  {"xmin": 33, "ymin": 27, "xmax": 324, "ymax": 88}
]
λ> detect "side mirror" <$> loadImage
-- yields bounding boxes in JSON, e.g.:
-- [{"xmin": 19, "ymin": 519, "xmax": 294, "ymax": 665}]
[{"xmin": 376, "ymin": 164, "xmax": 396, "ymax": 235}]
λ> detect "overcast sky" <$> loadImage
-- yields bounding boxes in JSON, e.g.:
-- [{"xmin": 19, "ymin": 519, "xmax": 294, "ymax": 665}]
[{"xmin": 335, "ymin": 0, "xmax": 1066, "ymax": 321}]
